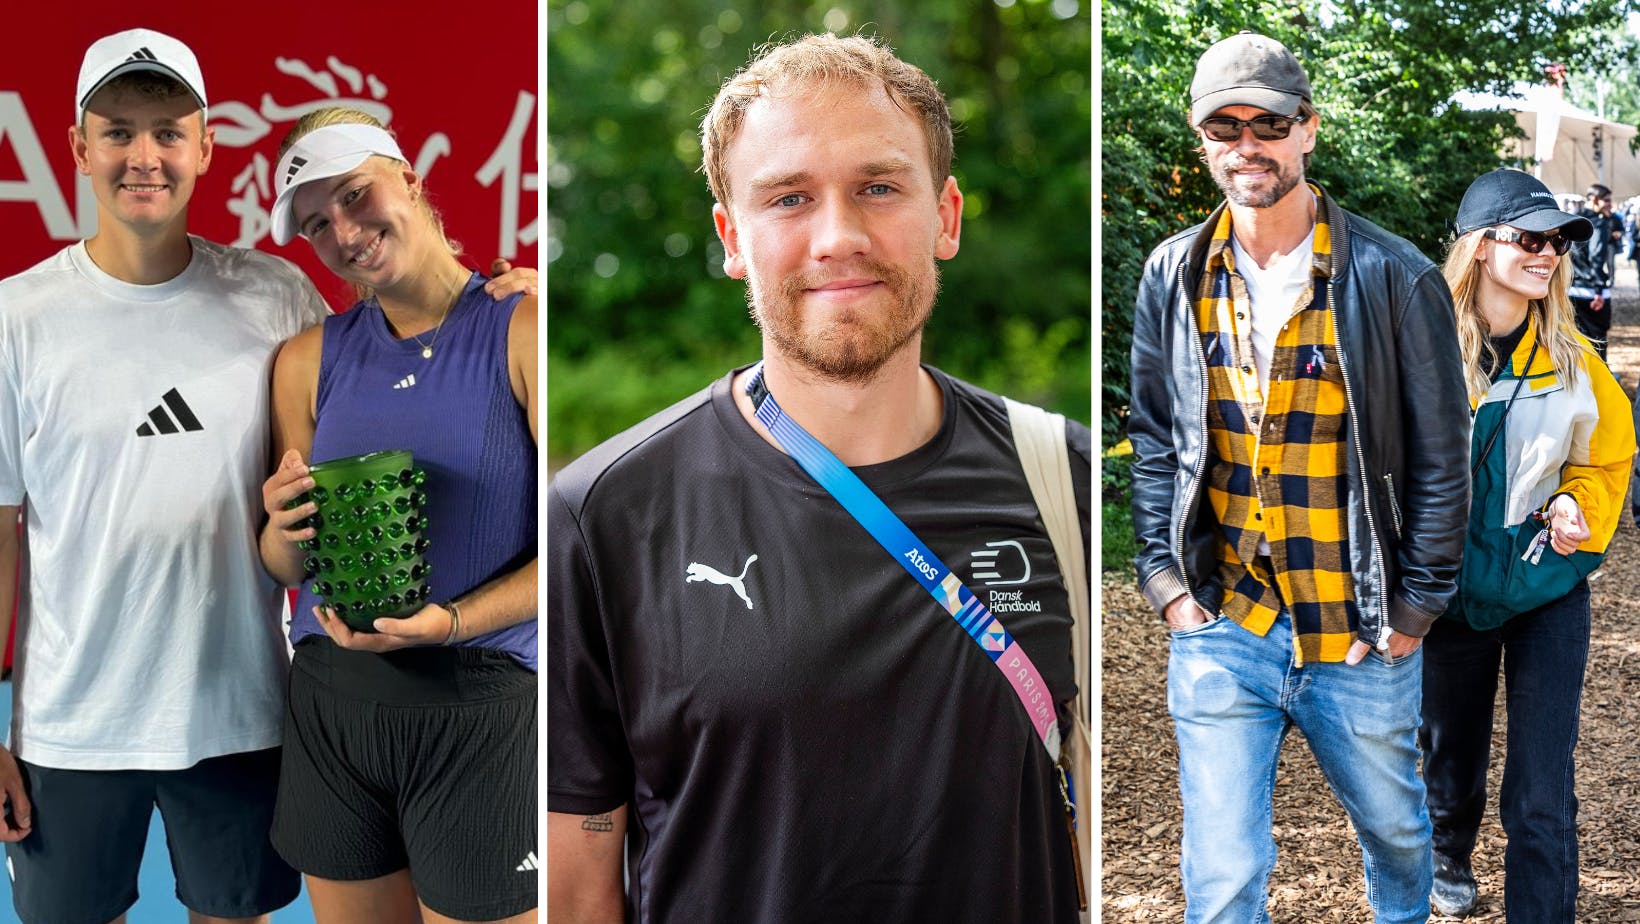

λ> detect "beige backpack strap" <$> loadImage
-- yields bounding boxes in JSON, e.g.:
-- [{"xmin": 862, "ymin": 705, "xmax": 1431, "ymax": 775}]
[{"xmin": 1005, "ymin": 398, "xmax": 1092, "ymax": 918}]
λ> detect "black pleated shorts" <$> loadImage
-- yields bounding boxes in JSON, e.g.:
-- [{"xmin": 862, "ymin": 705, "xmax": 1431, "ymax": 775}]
[{"xmin": 270, "ymin": 637, "xmax": 538, "ymax": 920}]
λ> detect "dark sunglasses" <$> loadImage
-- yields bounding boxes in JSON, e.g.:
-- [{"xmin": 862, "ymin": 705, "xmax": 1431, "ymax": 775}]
[
  {"xmin": 1198, "ymin": 114, "xmax": 1306, "ymax": 143},
  {"xmin": 1483, "ymin": 227, "xmax": 1572, "ymax": 255}
]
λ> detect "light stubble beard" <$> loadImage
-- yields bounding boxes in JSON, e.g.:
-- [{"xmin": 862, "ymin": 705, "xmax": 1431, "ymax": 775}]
[
  {"xmin": 746, "ymin": 257, "xmax": 939, "ymax": 384},
  {"xmin": 1209, "ymin": 153, "xmax": 1302, "ymax": 209}
]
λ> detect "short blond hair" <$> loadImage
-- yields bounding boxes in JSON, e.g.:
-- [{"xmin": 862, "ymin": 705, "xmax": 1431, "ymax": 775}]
[
  {"xmin": 79, "ymin": 72, "xmax": 200, "ymax": 132},
  {"xmin": 700, "ymin": 33, "xmax": 953, "ymax": 205}
]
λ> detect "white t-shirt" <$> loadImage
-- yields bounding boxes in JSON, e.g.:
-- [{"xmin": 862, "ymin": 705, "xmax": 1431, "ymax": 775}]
[
  {"xmin": 1230, "ymin": 228, "xmax": 1316, "ymax": 392},
  {"xmin": 1230, "ymin": 227, "xmax": 1316, "ymax": 558},
  {"xmin": 0, "ymin": 237, "xmax": 329, "ymax": 770}
]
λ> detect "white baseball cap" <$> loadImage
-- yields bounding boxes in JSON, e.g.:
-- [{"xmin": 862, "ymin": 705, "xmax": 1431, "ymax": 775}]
[
  {"xmin": 269, "ymin": 123, "xmax": 408, "ymax": 245},
  {"xmin": 77, "ymin": 28, "xmax": 207, "ymax": 124}
]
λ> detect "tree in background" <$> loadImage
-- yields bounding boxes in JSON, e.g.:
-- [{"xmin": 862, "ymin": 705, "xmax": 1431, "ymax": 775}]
[
  {"xmin": 547, "ymin": 0, "xmax": 1092, "ymax": 464},
  {"xmin": 1101, "ymin": 0, "xmax": 1634, "ymax": 569},
  {"xmin": 1103, "ymin": 0, "xmax": 1634, "ymax": 444},
  {"xmin": 1565, "ymin": 51, "xmax": 1640, "ymax": 129}
]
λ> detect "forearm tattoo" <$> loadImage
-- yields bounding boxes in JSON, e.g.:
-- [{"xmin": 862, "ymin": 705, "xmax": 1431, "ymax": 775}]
[{"xmin": 582, "ymin": 812, "xmax": 614, "ymax": 833}]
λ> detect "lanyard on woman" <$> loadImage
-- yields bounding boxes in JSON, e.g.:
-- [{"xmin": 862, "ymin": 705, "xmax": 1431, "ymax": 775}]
[
  {"xmin": 1472, "ymin": 338, "xmax": 1539, "ymax": 478},
  {"xmin": 744, "ymin": 363, "xmax": 1062, "ymax": 760}
]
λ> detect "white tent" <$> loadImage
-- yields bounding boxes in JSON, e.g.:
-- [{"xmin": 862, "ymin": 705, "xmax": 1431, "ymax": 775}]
[{"xmin": 1454, "ymin": 85, "xmax": 1640, "ymax": 200}]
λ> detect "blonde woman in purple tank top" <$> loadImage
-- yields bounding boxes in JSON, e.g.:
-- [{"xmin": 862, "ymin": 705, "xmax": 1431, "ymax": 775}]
[{"xmin": 255, "ymin": 107, "xmax": 540, "ymax": 924}]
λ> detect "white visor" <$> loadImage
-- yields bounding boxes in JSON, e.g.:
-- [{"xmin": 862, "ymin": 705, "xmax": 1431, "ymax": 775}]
[{"xmin": 270, "ymin": 124, "xmax": 407, "ymax": 245}]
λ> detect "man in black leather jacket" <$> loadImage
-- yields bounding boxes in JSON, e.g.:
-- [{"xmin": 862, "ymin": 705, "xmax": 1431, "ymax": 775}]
[{"xmin": 1127, "ymin": 31, "xmax": 1471, "ymax": 922}]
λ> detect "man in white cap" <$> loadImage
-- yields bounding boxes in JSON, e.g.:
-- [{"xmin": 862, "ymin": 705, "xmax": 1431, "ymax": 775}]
[
  {"xmin": 1127, "ymin": 31, "xmax": 1470, "ymax": 922},
  {"xmin": 0, "ymin": 27, "xmax": 326, "ymax": 924}
]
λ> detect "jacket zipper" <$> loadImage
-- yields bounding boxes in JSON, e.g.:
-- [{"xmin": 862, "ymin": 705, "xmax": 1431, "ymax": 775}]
[
  {"xmin": 1384, "ymin": 473, "xmax": 1403, "ymax": 537},
  {"xmin": 1328, "ymin": 247, "xmax": 1389, "ymax": 649},
  {"xmin": 1174, "ymin": 259, "xmax": 1210, "ymax": 600}
]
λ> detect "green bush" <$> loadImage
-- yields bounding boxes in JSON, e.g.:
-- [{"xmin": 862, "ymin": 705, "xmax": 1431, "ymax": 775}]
[
  {"xmin": 548, "ymin": 0, "xmax": 1092, "ymax": 463},
  {"xmin": 1101, "ymin": 0, "xmax": 1634, "ymax": 453},
  {"xmin": 1100, "ymin": 446, "xmax": 1136, "ymax": 574}
]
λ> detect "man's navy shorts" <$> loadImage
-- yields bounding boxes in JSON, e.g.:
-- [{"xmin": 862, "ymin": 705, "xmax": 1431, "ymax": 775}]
[{"xmin": 5, "ymin": 748, "xmax": 297, "ymax": 924}]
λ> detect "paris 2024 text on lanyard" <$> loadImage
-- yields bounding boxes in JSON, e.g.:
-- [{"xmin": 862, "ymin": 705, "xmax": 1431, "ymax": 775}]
[{"xmin": 745, "ymin": 362, "xmax": 1061, "ymax": 760}]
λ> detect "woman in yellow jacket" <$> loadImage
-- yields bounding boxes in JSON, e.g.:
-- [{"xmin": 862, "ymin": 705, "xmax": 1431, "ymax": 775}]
[{"xmin": 1422, "ymin": 169, "xmax": 1635, "ymax": 922}]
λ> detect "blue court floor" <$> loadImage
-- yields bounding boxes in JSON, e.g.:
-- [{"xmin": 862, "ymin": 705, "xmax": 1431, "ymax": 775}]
[{"xmin": 0, "ymin": 681, "xmax": 319, "ymax": 923}]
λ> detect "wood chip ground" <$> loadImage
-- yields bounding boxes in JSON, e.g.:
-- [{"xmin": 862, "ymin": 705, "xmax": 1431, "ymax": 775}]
[{"xmin": 1101, "ymin": 257, "xmax": 1640, "ymax": 921}]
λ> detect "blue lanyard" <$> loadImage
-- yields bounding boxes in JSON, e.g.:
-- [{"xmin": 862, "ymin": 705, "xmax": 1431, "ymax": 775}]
[{"xmin": 745, "ymin": 363, "xmax": 1061, "ymax": 759}]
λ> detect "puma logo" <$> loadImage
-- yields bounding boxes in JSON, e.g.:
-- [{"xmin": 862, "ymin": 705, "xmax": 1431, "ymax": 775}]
[{"xmin": 686, "ymin": 555, "xmax": 759, "ymax": 610}]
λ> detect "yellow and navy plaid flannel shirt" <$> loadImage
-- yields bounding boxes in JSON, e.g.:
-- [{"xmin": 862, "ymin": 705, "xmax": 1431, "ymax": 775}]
[{"xmin": 1196, "ymin": 186, "xmax": 1358, "ymax": 663}]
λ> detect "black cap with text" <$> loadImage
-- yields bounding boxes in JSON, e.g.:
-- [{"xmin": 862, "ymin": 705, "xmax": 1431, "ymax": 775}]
[{"xmin": 1453, "ymin": 169, "xmax": 1592, "ymax": 241}]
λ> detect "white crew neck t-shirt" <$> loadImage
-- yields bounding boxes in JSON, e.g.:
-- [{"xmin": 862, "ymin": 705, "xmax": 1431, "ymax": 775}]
[
  {"xmin": 1230, "ymin": 227, "xmax": 1316, "ymax": 393},
  {"xmin": 1230, "ymin": 226, "xmax": 1317, "ymax": 558},
  {"xmin": 0, "ymin": 237, "xmax": 329, "ymax": 770}
]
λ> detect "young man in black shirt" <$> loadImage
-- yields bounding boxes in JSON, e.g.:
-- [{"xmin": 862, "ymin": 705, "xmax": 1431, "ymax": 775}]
[{"xmin": 547, "ymin": 33, "xmax": 1090, "ymax": 924}]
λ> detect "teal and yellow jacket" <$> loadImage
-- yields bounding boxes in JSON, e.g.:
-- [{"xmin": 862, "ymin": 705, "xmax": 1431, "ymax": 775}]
[{"xmin": 1456, "ymin": 315, "xmax": 1635, "ymax": 629}]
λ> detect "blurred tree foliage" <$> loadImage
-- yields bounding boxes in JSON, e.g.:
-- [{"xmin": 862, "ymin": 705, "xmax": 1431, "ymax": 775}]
[
  {"xmin": 1565, "ymin": 52, "xmax": 1640, "ymax": 131},
  {"xmin": 1102, "ymin": 0, "xmax": 1635, "ymax": 449},
  {"xmin": 547, "ymin": 0, "xmax": 1092, "ymax": 463}
]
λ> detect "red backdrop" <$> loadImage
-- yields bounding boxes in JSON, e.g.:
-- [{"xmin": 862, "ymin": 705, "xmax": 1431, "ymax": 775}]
[
  {"xmin": 0, "ymin": 7, "xmax": 538, "ymax": 311},
  {"xmin": 0, "ymin": 7, "xmax": 538, "ymax": 667}
]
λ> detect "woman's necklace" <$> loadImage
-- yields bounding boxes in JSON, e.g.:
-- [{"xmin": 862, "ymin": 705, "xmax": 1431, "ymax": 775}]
[{"xmin": 407, "ymin": 272, "xmax": 467, "ymax": 360}]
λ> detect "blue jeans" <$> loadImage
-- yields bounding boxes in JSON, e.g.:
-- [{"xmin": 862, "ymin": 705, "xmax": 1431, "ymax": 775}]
[
  {"xmin": 1168, "ymin": 611, "xmax": 1432, "ymax": 923},
  {"xmin": 1419, "ymin": 581, "xmax": 1590, "ymax": 923}
]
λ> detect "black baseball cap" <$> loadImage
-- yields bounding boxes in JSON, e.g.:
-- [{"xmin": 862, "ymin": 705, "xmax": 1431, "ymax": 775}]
[
  {"xmin": 1453, "ymin": 169, "xmax": 1592, "ymax": 241},
  {"xmin": 1190, "ymin": 31, "xmax": 1311, "ymax": 125}
]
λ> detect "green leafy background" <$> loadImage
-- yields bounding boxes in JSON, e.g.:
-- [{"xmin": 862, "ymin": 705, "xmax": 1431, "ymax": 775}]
[
  {"xmin": 1101, "ymin": 0, "xmax": 1638, "ymax": 568},
  {"xmin": 547, "ymin": 0, "xmax": 1093, "ymax": 466}
]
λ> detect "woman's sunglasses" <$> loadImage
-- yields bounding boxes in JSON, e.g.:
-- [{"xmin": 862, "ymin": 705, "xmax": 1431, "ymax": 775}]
[
  {"xmin": 1483, "ymin": 227, "xmax": 1572, "ymax": 256},
  {"xmin": 1197, "ymin": 114, "xmax": 1306, "ymax": 143}
]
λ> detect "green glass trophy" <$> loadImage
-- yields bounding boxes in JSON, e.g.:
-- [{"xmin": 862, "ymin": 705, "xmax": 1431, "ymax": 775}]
[{"xmin": 296, "ymin": 450, "xmax": 431, "ymax": 632}]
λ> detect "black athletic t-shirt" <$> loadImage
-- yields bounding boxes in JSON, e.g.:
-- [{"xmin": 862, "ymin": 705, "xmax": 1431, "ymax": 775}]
[{"xmin": 548, "ymin": 366, "xmax": 1092, "ymax": 924}]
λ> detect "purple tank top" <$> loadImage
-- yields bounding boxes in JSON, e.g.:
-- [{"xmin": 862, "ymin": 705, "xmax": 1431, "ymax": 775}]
[{"xmin": 291, "ymin": 273, "xmax": 537, "ymax": 670}]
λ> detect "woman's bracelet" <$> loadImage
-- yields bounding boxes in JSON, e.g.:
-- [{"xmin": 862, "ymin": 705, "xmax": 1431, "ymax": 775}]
[{"xmin": 441, "ymin": 599, "xmax": 462, "ymax": 646}]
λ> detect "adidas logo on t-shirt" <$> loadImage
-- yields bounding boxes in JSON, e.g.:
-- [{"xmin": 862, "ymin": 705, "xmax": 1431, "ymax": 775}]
[
  {"xmin": 393, "ymin": 374, "xmax": 417, "ymax": 390},
  {"xmin": 136, "ymin": 388, "xmax": 203, "ymax": 437},
  {"xmin": 516, "ymin": 850, "xmax": 539, "ymax": 872}
]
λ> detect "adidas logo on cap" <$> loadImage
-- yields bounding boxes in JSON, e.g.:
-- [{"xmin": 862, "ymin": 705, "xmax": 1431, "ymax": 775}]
[{"xmin": 77, "ymin": 29, "xmax": 207, "ymax": 124}]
